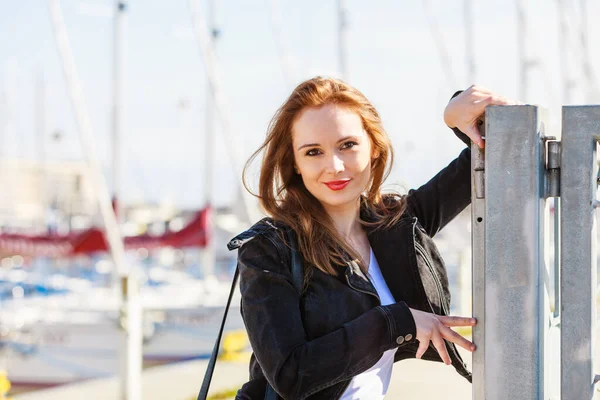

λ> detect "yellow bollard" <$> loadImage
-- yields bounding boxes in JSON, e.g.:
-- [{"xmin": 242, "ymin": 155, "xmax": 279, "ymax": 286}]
[
  {"xmin": 219, "ymin": 330, "xmax": 252, "ymax": 362},
  {"xmin": 0, "ymin": 370, "xmax": 11, "ymax": 399}
]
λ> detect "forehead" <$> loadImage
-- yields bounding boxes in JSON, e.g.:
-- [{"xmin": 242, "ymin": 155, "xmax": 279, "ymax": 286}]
[{"xmin": 292, "ymin": 104, "xmax": 366, "ymax": 144}]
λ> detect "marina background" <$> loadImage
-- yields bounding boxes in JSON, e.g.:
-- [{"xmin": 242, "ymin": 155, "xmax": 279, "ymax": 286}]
[{"xmin": 0, "ymin": 0, "xmax": 599, "ymax": 399}]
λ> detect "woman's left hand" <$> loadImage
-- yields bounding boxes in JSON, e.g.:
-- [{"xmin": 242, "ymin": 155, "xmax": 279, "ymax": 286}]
[{"xmin": 444, "ymin": 85, "xmax": 521, "ymax": 148}]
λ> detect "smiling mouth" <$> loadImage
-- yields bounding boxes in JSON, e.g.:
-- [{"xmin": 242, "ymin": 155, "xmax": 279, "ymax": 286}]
[{"xmin": 324, "ymin": 180, "xmax": 351, "ymax": 191}]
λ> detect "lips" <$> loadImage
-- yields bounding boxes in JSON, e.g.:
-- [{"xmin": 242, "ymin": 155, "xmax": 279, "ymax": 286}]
[{"xmin": 324, "ymin": 180, "xmax": 351, "ymax": 191}]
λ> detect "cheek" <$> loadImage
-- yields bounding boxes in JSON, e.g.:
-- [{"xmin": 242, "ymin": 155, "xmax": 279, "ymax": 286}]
[
  {"xmin": 352, "ymin": 151, "xmax": 372, "ymax": 174},
  {"xmin": 299, "ymin": 163, "xmax": 322, "ymax": 184}
]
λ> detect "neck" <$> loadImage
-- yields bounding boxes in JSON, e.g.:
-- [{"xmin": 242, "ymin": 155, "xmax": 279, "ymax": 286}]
[{"xmin": 323, "ymin": 198, "xmax": 362, "ymax": 239}]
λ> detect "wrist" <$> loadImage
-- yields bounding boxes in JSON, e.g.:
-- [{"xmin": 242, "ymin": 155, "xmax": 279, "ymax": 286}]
[{"xmin": 444, "ymin": 111, "xmax": 456, "ymax": 129}]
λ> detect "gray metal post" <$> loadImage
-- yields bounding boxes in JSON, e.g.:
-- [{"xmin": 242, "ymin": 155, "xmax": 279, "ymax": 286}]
[
  {"xmin": 483, "ymin": 105, "xmax": 549, "ymax": 399},
  {"xmin": 471, "ymin": 134, "xmax": 485, "ymax": 400},
  {"xmin": 560, "ymin": 105, "xmax": 599, "ymax": 399}
]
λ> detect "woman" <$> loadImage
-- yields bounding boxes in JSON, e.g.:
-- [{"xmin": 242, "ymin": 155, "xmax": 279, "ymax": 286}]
[{"xmin": 228, "ymin": 77, "xmax": 516, "ymax": 399}]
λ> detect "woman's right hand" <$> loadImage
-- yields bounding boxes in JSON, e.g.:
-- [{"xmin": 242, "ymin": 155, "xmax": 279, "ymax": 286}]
[
  {"xmin": 443, "ymin": 85, "xmax": 521, "ymax": 148},
  {"xmin": 408, "ymin": 308, "xmax": 477, "ymax": 365}
]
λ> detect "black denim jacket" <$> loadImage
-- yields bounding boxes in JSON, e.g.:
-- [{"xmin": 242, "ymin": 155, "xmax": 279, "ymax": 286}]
[{"xmin": 228, "ymin": 129, "xmax": 472, "ymax": 400}]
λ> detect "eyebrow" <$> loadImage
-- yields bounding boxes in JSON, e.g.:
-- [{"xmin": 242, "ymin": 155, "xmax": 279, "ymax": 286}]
[{"xmin": 297, "ymin": 136, "xmax": 359, "ymax": 151}]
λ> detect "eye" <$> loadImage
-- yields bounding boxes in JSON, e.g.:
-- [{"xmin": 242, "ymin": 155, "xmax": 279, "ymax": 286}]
[
  {"xmin": 341, "ymin": 141, "xmax": 358, "ymax": 150},
  {"xmin": 305, "ymin": 148, "xmax": 322, "ymax": 156}
]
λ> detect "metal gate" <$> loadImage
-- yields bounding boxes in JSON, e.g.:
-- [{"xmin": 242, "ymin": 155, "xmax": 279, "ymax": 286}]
[{"xmin": 471, "ymin": 105, "xmax": 600, "ymax": 399}]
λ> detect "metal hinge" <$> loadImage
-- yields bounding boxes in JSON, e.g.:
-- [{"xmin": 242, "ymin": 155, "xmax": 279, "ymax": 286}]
[
  {"xmin": 473, "ymin": 137, "xmax": 561, "ymax": 199},
  {"xmin": 473, "ymin": 146, "xmax": 485, "ymax": 199},
  {"xmin": 544, "ymin": 137, "xmax": 561, "ymax": 198}
]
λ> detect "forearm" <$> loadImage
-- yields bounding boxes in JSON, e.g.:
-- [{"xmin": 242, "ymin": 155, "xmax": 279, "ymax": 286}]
[{"xmin": 244, "ymin": 297, "xmax": 416, "ymax": 399}]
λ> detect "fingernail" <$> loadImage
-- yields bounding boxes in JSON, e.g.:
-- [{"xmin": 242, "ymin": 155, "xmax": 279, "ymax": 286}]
[
  {"xmin": 471, "ymin": 345, "xmax": 476, "ymax": 351},
  {"xmin": 471, "ymin": 318, "xmax": 477, "ymax": 324}
]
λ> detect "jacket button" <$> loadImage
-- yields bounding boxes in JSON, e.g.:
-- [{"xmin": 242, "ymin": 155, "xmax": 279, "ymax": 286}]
[
  {"xmin": 396, "ymin": 336, "xmax": 405, "ymax": 345},
  {"xmin": 405, "ymin": 334, "xmax": 413, "ymax": 341}
]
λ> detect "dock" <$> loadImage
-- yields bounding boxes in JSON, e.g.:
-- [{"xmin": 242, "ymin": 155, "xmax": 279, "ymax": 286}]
[{"xmin": 13, "ymin": 349, "xmax": 473, "ymax": 399}]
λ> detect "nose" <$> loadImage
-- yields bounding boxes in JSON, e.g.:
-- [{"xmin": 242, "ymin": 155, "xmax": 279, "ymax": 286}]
[{"xmin": 326, "ymin": 154, "xmax": 344, "ymax": 175}]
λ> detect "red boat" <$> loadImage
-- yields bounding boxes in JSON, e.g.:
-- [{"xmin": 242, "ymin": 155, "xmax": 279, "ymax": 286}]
[{"xmin": 0, "ymin": 207, "xmax": 211, "ymax": 258}]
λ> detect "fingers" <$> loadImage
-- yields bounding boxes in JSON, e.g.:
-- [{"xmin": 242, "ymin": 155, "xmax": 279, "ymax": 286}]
[
  {"xmin": 431, "ymin": 332, "xmax": 451, "ymax": 365},
  {"xmin": 462, "ymin": 124, "xmax": 483, "ymax": 148},
  {"xmin": 440, "ymin": 325, "xmax": 476, "ymax": 353},
  {"xmin": 466, "ymin": 84, "xmax": 492, "ymax": 95},
  {"xmin": 438, "ymin": 315, "xmax": 477, "ymax": 327},
  {"xmin": 467, "ymin": 85, "xmax": 524, "ymax": 105},
  {"xmin": 415, "ymin": 338, "xmax": 429, "ymax": 360},
  {"xmin": 482, "ymin": 95, "xmax": 519, "ymax": 106}
]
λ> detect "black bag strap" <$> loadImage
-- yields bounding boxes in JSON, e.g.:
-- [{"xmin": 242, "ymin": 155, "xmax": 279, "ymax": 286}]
[
  {"xmin": 197, "ymin": 227, "xmax": 304, "ymax": 400},
  {"xmin": 197, "ymin": 266, "xmax": 240, "ymax": 400}
]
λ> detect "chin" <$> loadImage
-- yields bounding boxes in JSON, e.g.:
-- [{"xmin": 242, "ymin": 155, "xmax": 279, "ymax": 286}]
[{"xmin": 316, "ymin": 191, "xmax": 361, "ymax": 210}]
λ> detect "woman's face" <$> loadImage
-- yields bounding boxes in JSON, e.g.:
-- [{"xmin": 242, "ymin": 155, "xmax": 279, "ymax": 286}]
[{"xmin": 291, "ymin": 104, "xmax": 376, "ymax": 214}]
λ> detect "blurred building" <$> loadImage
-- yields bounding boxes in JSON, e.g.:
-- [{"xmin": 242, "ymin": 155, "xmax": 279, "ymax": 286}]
[{"xmin": 0, "ymin": 159, "xmax": 97, "ymax": 233}]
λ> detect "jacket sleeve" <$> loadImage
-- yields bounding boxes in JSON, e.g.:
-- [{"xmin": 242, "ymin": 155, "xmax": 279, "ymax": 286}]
[
  {"xmin": 449, "ymin": 90, "xmax": 473, "ymax": 147},
  {"xmin": 238, "ymin": 234, "xmax": 417, "ymax": 400},
  {"xmin": 405, "ymin": 90, "xmax": 473, "ymax": 237}
]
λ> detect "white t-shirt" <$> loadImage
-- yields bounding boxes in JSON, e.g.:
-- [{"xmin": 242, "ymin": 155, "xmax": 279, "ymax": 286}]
[{"xmin": 340, "ymin": 248, "xmax": 397, "ymax": 400}]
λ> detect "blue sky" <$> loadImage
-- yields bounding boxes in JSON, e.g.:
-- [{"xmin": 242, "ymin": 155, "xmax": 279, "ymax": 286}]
[{"xmin": 1, "ymin": 0, "xmax": 599, "ymax": 208}]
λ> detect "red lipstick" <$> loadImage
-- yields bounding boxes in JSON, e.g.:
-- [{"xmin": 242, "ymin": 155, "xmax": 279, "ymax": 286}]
[{"xmin": 324, "ymin": 180, "xmax": 351, "ymax": 191}]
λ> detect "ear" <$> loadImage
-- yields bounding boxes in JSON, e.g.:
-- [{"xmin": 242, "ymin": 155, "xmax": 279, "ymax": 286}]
[{"xmin": 371, "ymin": 147, "xmax": 381, "ymax": 160}]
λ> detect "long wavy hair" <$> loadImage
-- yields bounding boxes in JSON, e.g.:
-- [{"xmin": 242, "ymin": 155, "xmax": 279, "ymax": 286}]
[{"xmin": 243, "ymin": 77, "xmax": 406, "ymax": 280}]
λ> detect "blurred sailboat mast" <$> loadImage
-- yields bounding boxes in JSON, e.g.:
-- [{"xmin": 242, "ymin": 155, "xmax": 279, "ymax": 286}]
[
  {"xmin": 516, "ymin": 0, "xmax": 539, "ymax": 101},
  {"xmin": 111, "ymin": 3, "xmax": 144, "ymax": 400},
  {"xmin": 36, "ymin": 70, "xmax": 48, "ymax": 231},
  {"xmin": 36, "ymin": 71, "xmax": 46, "ymax": 166},
  {"xmin": 422, "ymin": 0, "xmax": 458, "ymax": 88},
  {"xmin": 112, "ymin": 1, "xmax": 126, "ymax": 220},
  {"xmin": 48, "ymin": 1, "xmax": 143, "ymax": 399},
  {"xmin": 203, "ymin": 0, "xmax": 217, "ymax": 210},
  {"xmin": 337, "ymin": 0, "xmax": 348, "ymax": 81},
  {"xmin": 464, "ymin": 0, "xmax": 475, "ymax": 84},
  {"xmin": 578, "ymin": 0, "xmax": 598, "ymax": 103},
  {"xmin": 516, "ymin": 0, "xmax": 527, "ymax": 100},
  {"xmin": 201, "ymin": 0, "xmax": 218, "ymax": 279},
  {"xmin": 269, "ymin": 0, "xmax": 295, "ymax": 87},
  {"xmin": 188, "ymin": 0, "xmax": 260, "ymax": 225},
  {"xmin": 556, "ymin": 0, "xmax": 573, "ymax": 102}
]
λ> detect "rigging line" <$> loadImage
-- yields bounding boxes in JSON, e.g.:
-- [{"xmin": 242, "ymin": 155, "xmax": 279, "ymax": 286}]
[
  {"xmin": 47, "ymin": 0, "xmax": 127, "ymax": 276},
  {"xmin": 268, "ymin": 0, "xmax": 296, "ymax": 88},
  {"xmin": 188, "ymin": 0, "xmax": 261, "ymax": 224},
  {"xmin": 421, "ymin": 0, "xmax": 459, "ymax": 89},
  {"xmin": 47, "ymin": 4, "xmax": 143, "ymax": 398}
]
